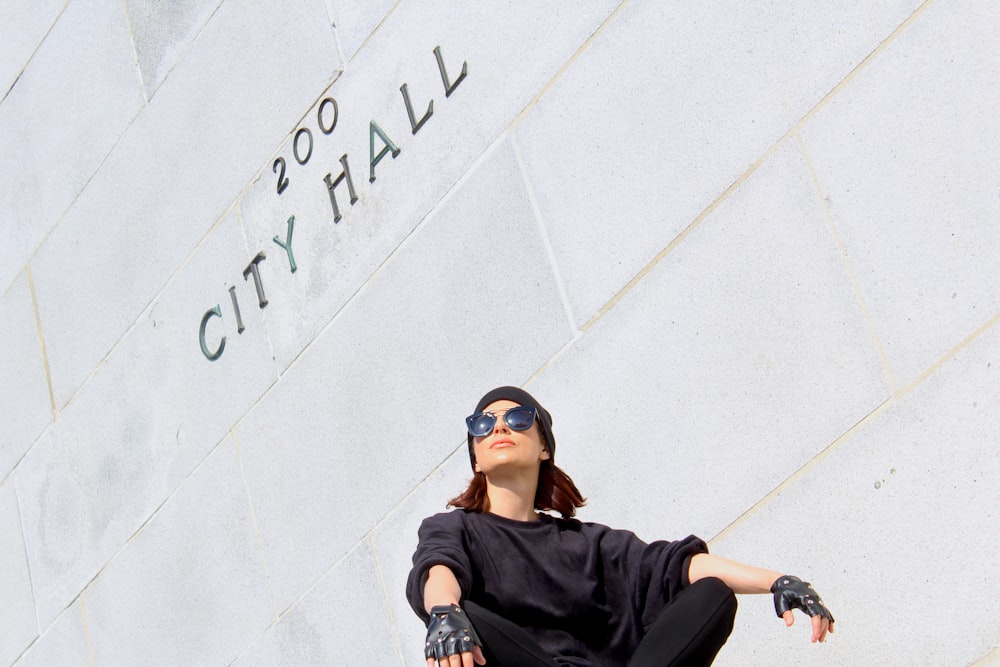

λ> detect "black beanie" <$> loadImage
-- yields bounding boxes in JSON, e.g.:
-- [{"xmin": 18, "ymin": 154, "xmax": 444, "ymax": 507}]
[{"xmin": 466, "ymin": 386, "xmax": 556, "ymax": 469}]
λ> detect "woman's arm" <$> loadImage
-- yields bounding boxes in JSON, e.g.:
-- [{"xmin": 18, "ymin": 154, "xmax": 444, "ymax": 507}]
[
  {"xmin": 687, "ymin": 553, "xmax": 781, "ymax": 594},
  {"xmin": 422, "ymin": 565, "xmax": 486, "ymax": 666},
  {"xmin": 688, "ymin": 553, "xmax": 835, "ymax": 643},
  {"xmin": 422, "ymin": 564, "xmax": 464, "ymax": 613}
]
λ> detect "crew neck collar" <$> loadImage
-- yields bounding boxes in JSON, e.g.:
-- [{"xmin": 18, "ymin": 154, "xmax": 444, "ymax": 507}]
[{"xmin": 478, "ymin": 510, "xmax": 549, "ymax": 525}]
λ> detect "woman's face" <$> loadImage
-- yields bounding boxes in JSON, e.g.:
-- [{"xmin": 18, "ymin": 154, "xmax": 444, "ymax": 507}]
[{"xmin": 472, "ymin": 399, "xmax": 550, "ymax": 476}]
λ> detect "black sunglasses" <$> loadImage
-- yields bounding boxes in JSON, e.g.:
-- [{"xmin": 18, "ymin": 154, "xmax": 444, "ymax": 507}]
[{"xmin": 466, "ymin": 406, "xmax": 537, "ymax": 437}]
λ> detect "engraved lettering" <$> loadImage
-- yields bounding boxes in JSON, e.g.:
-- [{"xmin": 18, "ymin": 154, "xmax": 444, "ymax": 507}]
[
  {"xmin": 202, "ymin": 42, "xmax": 474, "ymax": 362},
  {"xmin": 229, "ymin": 286, "xmax": 245, "ymax": 334},
  {"xmin": 323, "ymin": 154, "xmax": 359, "ymax": 223},
  {"xmin": 272, "ymin": 215, "xmax": 298, "ymax": 273},
  {"xmin": 400, "ymin": 83, "xmax": 433, "ymax": 135},
  {"xmin": 293, "ymin": 128, "xmax": 313, "ymax": 165},
  {"xmin": 369, "ymin": 120, "xmax": 401, "ymax": 183},
  {"xmin": 434, "ymin": 46, "xmax": 467, "ymax": 98},
  {"xmin": 199, "ymin": 305, "xmax": 225, "ymax": 360},
  {"xmin": 273, "ymin": 157, "xmax": 289, "ymax": 194},
  {"xmin": 317, "ymin": 97, "xmax": 339, "ymax": 134},
  {"xmin": 242, "ymin": 251, "xmax": 269, "ymax": 308}
]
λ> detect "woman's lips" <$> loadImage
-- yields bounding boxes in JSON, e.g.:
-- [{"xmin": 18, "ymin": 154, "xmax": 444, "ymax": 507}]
[{"xmin": 490, "ymin": 439, "xmax": 514, "ymax": 449}]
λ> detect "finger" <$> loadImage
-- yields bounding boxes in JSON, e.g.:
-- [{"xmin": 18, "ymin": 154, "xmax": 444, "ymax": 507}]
[
  {"xmin": 782, "ymin": 610, "xmax": 795, "ymax": 627},
  {"xmin": 829, "ymin": 621, "xmax": 835, "ymax": 635},
  {"xmin": 427, "ymin": 658, "xmax": 436, "ymax": 667},
  {"xmin": 819, "ymin": 617, "xmax": 831, "ymax": 643},
  {"xmin": 449, "ymin": 653, "xmax": 463, "ymax": 667},
  {"xmin": 811, "ymin": 614, "xmax": 829, "ymax": 643},
  {"xmin": 462, "ymin": 651, "xmax": 474, "ymax": 667},
  {"xmin": 474, "ymin": 645, "xmax": 487, "ymax": 665}
]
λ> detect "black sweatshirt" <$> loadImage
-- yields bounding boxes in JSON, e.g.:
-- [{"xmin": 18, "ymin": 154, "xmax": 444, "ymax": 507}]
[{"xmin": 406, "ymin": 510, "xmax": 708, "ymax": 666}]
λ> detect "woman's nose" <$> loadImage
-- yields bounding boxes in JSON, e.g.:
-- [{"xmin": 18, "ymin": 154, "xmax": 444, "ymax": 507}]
[{"xmin": 493, "ymin": 414, "xmax": 510, "ymax": 433}]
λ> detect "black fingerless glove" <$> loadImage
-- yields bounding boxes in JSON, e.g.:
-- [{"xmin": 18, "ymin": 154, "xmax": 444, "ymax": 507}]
[
  {"xmin": 425, "ymin": 604, "xmax": 483, "ymax": 661},
  {"xmin": 771, "ymin": 575, "xmax": 835, "ymax": 622}
]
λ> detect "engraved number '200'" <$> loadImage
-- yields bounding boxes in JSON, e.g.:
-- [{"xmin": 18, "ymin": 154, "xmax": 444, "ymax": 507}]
[{"xmin": 272, "ymin": 97, "xmax": 339, "ymax": 194}]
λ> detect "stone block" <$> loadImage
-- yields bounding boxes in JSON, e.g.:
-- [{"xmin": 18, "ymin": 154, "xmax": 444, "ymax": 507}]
[
  {"xmin": 84, "ymin": 438, "xmax": 273, "ymax": 666},
  {"xmin": 515, "ymin": 0, "xmax": 923, "ymax": 327},
  {"xmin": 9, "ymin": 601, "xmax": 90, "ymax": 667},
  {"xmin": 15, "ymin": 212, "xmax": 277, "ymax": 629},
  {"xmin": 801, "ymin": 0, "xmax": 1000, "ymax": 387},
  {"xmin": 0, "ymin": 481, "xmax": 37, "ymax": 665},
  {"xmin": 236, "ymin": 139, "xmax": 571, "ymax": 614},
  {"xmin": 234, "ymin": 541, "xmax": 401, "ymax": 666},
  {"xmin": 711, "ymin": 319, "xmax": 1000, "ymax": 665},
  {"xmin": 0, "ymin": 0, "xmax": 144, "ymax": 293},
  {"xmin": 0, "ymin": 273, "xmax": 52, "ymax": 480},
  {"xmin": 527, "ymin": 140, "xmax": 891, "ymax": 541},
  {"xmin": 30, "ymin": 0, "xmax": 339, "ymax": 408},
  {"xmin": 324, "ymin": 0, "xmax": 397, "ymax": 63},
  {"xmin": 239, "ymin": 0, "xmax": 618, "ymax": 370},
  {"xmin": 123, "ymin": 0, "xmax": 220, "ymax": 97},
  {"xmin": 0, "ymin": 0, "xmax": 63, "ymax": 97}
]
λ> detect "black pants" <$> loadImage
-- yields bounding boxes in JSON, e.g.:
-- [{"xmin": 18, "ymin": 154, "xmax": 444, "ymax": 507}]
[{"xmin": 463, "ymin": 577, "xmax": 737, "ymax": 667}]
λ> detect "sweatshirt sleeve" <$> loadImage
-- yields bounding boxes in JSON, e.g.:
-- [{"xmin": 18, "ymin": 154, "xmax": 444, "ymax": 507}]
[
  {"xmin": 654, "ymin": 533, "xmax": 709, "ymax": 593},
  {"xmin": 640, "ymin": 533, "xmax": 708, "ymax": 627},
  {"xmin": 405, "ymin": 511, "xmax": 475, "ymax": 623},
  {"xmin": 597, "ymin": 527, "xmax": 708, "ymax": 630}
]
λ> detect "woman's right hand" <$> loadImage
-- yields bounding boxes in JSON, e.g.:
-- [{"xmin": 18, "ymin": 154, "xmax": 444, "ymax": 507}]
[
  {"xmin": 423, "ymin": 566, "xmax": 486, "ymax": 665},
  {"xmin": 424, "ymin": 604, "xmax": 486, "ymax": 666}
]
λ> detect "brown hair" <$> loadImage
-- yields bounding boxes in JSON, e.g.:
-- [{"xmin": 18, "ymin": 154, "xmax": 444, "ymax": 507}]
[{"xmin": 448, "ymin": 459, "xmax": 587, "ymax": 519}]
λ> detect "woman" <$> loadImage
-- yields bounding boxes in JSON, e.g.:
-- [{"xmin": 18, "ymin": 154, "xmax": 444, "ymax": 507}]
[{"xmin": 406, "ymin": 386, "xmax": 834, "ymax": 667}]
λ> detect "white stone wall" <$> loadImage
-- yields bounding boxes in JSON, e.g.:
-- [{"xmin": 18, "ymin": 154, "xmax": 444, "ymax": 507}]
[{"xmin": 1, "ymin": 1, "xmax": 998, "ymax": 665}]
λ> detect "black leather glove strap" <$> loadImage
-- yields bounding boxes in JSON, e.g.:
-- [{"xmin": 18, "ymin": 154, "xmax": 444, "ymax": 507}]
[
  {"xmin": 771, "ymin": 575, "xmax": 835, "ymax": 623},
  {"xmin": 425, "ymin": 604, "xmax": 483, "ymax": 661}
]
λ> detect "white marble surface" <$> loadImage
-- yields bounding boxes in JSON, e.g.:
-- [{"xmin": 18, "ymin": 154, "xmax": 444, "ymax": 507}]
[
  {"xmin": 84, "ymin": 437, "xmax": 273, "ymax": 666},
  {"xmin": 529, "ymin": 139, "xmax": 891, "ymax": 542},
  {"xmin": 801, "ymin": 0, "xmax": 1000, "ymax": 388},
  {"xmin": 0, "ymin": 0, "xmax": 64, "ymax": 99},
  {"xmin": 0, "ymin": 0, "xmax": 143, "ymax": 294},
  {"xmin": 324, "ymin": 0, "xmax": 397, "ymax": 63},
  {"xmin": 15, "ymin": 213, "xmax": 276, "ymax": 629},
  {"xmin": 234, "ymin": 541, "xmax": 401, "ymax": 666},
  {"xmin": 0, "ymin": 481, "xmax": 37, "ymax": 666},
  {"xmin": 10, "ymin": 600, "xmax": 90, "ymax": 667},
  {"xmin": 515, "ymin": 0, "xmax": 923, "ymax": 328},
  {"xmin": 123, "ymin": 0, "xmax": 221, "ymax": 98},
  {"xmin": 0, "ymin": 274, "xmax": 51, "ymax": 481}
]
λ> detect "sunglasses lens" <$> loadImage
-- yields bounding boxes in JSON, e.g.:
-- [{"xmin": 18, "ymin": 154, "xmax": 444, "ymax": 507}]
[
  {"xmin": 505, "ymin": 406, "xmax": 535, "ymax": 431},
  {"xmin": 467, "ymin": 413, "xmax": 496, "ymax": 436}
]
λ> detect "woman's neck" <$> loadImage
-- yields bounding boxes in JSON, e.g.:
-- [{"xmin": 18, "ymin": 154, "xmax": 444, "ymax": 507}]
[{"xmin": 485, "ymin": 477, "xmax": 539, "ymax": 522}]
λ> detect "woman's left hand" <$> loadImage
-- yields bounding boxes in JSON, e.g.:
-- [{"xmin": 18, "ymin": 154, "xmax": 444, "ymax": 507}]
[
  {"xmin": 781, "ymin": 608, "xmax": 835, "ymax": 643},
  {"xmin": 771, "ymin": 575, "xmax": 836, "ymax": 643}
]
